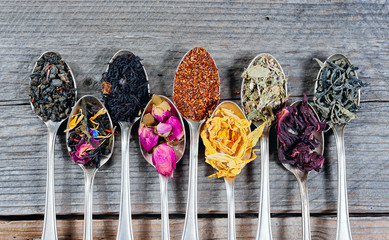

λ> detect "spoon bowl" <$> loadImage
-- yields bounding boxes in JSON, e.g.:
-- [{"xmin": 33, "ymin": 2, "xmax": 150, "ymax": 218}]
[
  {"xmin": 66, "ymin": 95, "xmax": 114, "ymax": 240},
  {"xmin": 173, "ymin": 47, "xmax": 220, "ymax": 240},
  {"xmin": 104, "ymin": 49, "xmax": 150, "ymax": 240},
  {"xmin": 240, "ymin": 53, "xmax": 287, "ymax": 240},
  {"xmin": 30, "ymin": 51, "xmax": 77, "ymax": 240}
]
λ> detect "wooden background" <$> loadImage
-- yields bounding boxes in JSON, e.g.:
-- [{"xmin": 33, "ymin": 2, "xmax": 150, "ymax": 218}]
[{"xmin": 0, "ymin": 0, "xmax": 388, "ymax": 239}]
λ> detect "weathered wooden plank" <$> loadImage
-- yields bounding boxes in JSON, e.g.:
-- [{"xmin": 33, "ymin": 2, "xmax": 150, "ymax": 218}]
[
  {"xmin": 0, "ymin": 216, "xmax": 388, "ymax": 240},
  {"xmin": 0, "ymin": 101, "xmax": 388, "ymax": 215},
  {"xmin": 0, "ymin": 1, "xmax": 387, "ymax": 103}
]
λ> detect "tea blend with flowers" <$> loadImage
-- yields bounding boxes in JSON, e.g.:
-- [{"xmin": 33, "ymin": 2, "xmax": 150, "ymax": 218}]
[
  {"xmin": 242, "ymin": 54, "xmax": 287, "ymax": 123},
  {"xmin": 276, "ymin": 95, "xmax": 327, "ymax": 172},
  {"xmin": 102, "ymin": 52, "xmax": 150, "ymax": 124},
  {"xmin": 139, "ymin": 95, "xmax": 184, "ymax": 178},
  {"xmin": 66, "ymin": 99, "xmax": 114, "ymax": 167},
  {"xmin": 201, "ymin": 107, "xmax": 266, "ymax": 178},
  {"xmin": 313, "ymin": 57, "xmax": 368, "ymax": 126},
  {"xmin": 173, "ymin": 47, "xmax": 220, "ymax": 121},
  {"xmin": 30, "ymin": 52, "xmax": 76, "ymax": 122}
]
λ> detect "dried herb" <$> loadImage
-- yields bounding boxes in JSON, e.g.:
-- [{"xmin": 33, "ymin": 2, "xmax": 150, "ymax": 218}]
[
  {"xmin": 276, "ymin": 94, "xmax": 326, "ymax": 172},
  {"xmin": 242, "ymin": 54, "xmax": 287, "ymax": 123},
  {"xmin": 30, "ymin": 52, "xmax": 76, "ymax": 122},
  {"xmin": 66, "ymin": 99, "xmax": 114, "ymax": 167},
  {"xmin": 173, "ymin": 47, "xmax": 220, "ymax": 121},
  {"xmin": 201, "ymin": 107, "xmax": 266, "ymax": 178},
  {"xmin": 102, "ymin": 53, "xmax": 150, "ymax": 124},
  {"xmin": 313, "ymin": 57, "xmax": 368, "ymax": 126}
]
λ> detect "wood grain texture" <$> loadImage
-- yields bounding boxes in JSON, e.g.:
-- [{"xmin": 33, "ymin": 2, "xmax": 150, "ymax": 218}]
[
  {"xmin": 0, "ymin": 0, "xmax": 388, "ymax": 238},
  {"xmin": 1, "ymin": 216, "xmax": 388, "ymax": 240}
]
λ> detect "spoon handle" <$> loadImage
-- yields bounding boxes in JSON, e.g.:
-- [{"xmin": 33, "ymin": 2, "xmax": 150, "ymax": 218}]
[
  {"xmin": 117, "ymin": 123, "xmax": 134, "ymax": 240},
  {"xmin": 160, "ymin": 175, "xmax": 170, "ymax": 240},
  {"xmin": 333, "ymin": 125, "xmax": 353, "ymax": 240},
  {"xmin": 181, "ymin": 120, "xmax": 200, "ymax": 240},
  {"xmin": 42, "ymin": 123, "xmax": 59, "ymax": 240},
  {"xmin": 83, "ymin": 169, "xmax": 96, "ymax": 240},
  {"xmin": 225, "ymin": 178, "xmax": 236, "ymax": 240},
  {"xmin": 256, "ymin": 126, "xmax": 272, "ymax": 240},
  {"xmin": 297, "ymin": 177, "xmax": 311, "ymax": 240}
]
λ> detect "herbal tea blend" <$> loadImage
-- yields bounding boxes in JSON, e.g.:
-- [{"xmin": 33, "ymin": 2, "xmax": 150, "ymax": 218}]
[
  {"xmin": 30, "ymin": 52, "xmax": 76, "ymax": 122},
  {"xmin": 65, "ymin": 99, "xmax": 114, "ymax": 167},
  {"xmin": 102, "ymin": 52, "xmax": 150, "ymax": 124},
  {"xmin": 139, "ymin": 95, "xmax": 184, "ymax": 178},
  {"xmin": 276, "ymin": 95, "xmax": 326, "ymax": 172},
  {"xmin": 173, "ymin": 47, "xmax": 220, "ymax": 121},
  {"xmin": 200, "ymin": 107, "xmax": 266, "ymax": 178},
  {"xmin": 242, "ymin": 54, "xmax": 287, "ymax": 123},
  {"xmin": 313, "ymin": 57, "xmax": 368, "ymax": 126}
]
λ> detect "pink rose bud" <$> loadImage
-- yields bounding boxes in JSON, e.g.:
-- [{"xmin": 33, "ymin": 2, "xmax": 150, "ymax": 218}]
[
  {"xmin": 152, "ymin": 143, "xmax": 177, "ymax": 178},
  {"xmin": 166, "ymin": 116, "xmax": 184, "ymax": 142},
  {"xmin": 156, "ymin": 122, "xmax": 172, "ymax": 137},
  {"xmin": 138, "ymin": 123, "xmax": 159, "ymax": 152},
  {"xmin": 152, "ymin": 100, "xmax": 171, "ymax": 122}
]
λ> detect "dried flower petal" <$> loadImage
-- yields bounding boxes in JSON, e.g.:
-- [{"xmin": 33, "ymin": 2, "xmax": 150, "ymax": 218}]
[
  {"xmin": 156, "ymin": 122, "xmax": 172, "ymax": 137},
  {"xmin": 152, "ymin": 143, "xmax": 177, "ymax": 178},
  {"xmin": 139, "ymin": 123, "xmax": 159, "ymax": 152},
  {"xmin": 166, "ymin": 116, "xmax": 184, "ymax": 142}
]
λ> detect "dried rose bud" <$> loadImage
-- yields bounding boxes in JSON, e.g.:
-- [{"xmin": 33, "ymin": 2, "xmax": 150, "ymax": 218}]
[
  {"xmin": 152, "ymin": 100, "xmax": 171, "ymax": 122},
  {"xmin": 143, "ymin": 113, "xmax": 156, "ymax": 126},
  {"xmin": 166, "ymin": 116, "xmax": 184, "ymax": 142},
  {"xmin": 152, "ymin": 143, "xmax": 177, "ymax": 178},
  {"xmin": 138, "ymin": 123, "xmax": 159, "ymax": 152},
  {"xmin": 156, "ymin": 122, "xmax": 172, "ymax": 137}
]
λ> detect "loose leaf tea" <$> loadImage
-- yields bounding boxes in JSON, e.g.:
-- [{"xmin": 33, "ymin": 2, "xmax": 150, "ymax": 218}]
[
  {"xmin": 242, "ymin": 54, "xmax": 287, "ymax": 123},
  {"xmin": 139, "ymin": 95, "xmax": 184, "ymax": 178},
  {"xmin": 66, "ymin": 99, "xmax": 114, "ymax": 167},
  {"xmin": 173, "ymin": 47, "xmax": 220, "ymax": 121},
  {"xmin": 30, "ymin": 52, "xmax": 76, "ymax": 122},
  {"xmin": 276, "ymin": 95, "xmax": 326, "ymax": 172},
  {"xmin": 201, "ymin": 107, "xmax": 266, "ymax": 178},
  {"xmin": 102, "ymin": 52, "xmax": 150, "ymax": 124},
  {"xmin": 313, "ymin": 57, "xmax": 368, "ymax": 126}
]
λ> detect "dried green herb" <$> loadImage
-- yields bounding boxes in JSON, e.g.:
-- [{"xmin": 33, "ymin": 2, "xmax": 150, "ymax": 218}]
[
  {"xmin": 242, "ymin": 55, "xmax": 287, "ymax": 122},
  {"xmin": 313, "ymin": 58, "xmax": 368, "ymax": 126}
]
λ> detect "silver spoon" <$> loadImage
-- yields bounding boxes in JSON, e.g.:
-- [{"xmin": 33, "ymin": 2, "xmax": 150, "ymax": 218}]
[
  {"xmin": 104, "ymin": 50, "xmax": 150, "ymax": 240},
  {"xmin": 29, "ymin": 51, "xmax": 77, "ymax": 240},
  {"xmin": 139, "ymin": 95, "xmax": 186, "ymax": 240},
  {"xmin": 207, "ymin": 101, "xmax": 252, "ymax": 240},
  {"xmin": 314, "ymin": 54, "xmax": 359, "ymax": 240},
  {"xmin": 173, "ymin": 47, "xmax": 220, "ymax": 240},
  {"xmin": 278, "ymin": 101, "xmax": 324, "ymax": 240},
  {"xmin": 65, "ymin": 95, "xmax": 114, "ymax": 240},
  {"xmin": 240, "ymin": 53, "xmax": 287, "ymax": 240}
]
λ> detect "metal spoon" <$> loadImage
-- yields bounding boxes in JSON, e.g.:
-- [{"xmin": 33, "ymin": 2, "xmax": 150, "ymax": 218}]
[
  {"xmin": 207, "ymin": 101, "xmax": 252, "ymax": 240},
  {"xmin": 173, "ymin": 47, "xmax": 220, "ymax": 240},
  {"xmin": 104, "ymin": 50, "xmax": 150, "ymax": 240},
  {"xmin": 29, "ymin": 51, "xmax": 77, "ymax": 240},
  {"xmin": 240, "ymin": 53, "xmax": 287, "ymax": 240},
  {"xmin": 65, "ymin": 95, "xmax": 114, "ymax": 240},
  {"xmin": 314, "ymin": 54, "xmax": 359, "ymax": 240},
  {"xmin": 139, "ymin": 95, "xmax": 186, "ymax": 240},
  {"xmin": 278, "ymin": 101, "xmax": 324, "ymax": 240}
]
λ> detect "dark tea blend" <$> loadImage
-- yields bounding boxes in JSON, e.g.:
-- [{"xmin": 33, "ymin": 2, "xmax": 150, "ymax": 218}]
[
  {"xmin": 313, "ymin": 57, "xmax": 368, "ymax": 126},
  {"xmin": 102, "ymin": 52, "xmax": 150, "ymax": 124},
  {"xmin": 65, "ymin": 99, "xmax": 114, "ymax": 167},
  {"xmin": 173, "ymin": 47, "xmax": 220, "ymax": 121},
  {"xmin": 30, "ymin": 52, "xmax": 76, "ymax": 122},
  {"xmin": 276, "ymin": 95, "xmax": 326, "ymax": 172}
]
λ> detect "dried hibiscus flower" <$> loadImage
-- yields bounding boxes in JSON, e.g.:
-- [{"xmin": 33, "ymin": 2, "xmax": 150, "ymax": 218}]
[{"xmin": 276, "ymin": 94, "xmax": 326, "ymax": 172}]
